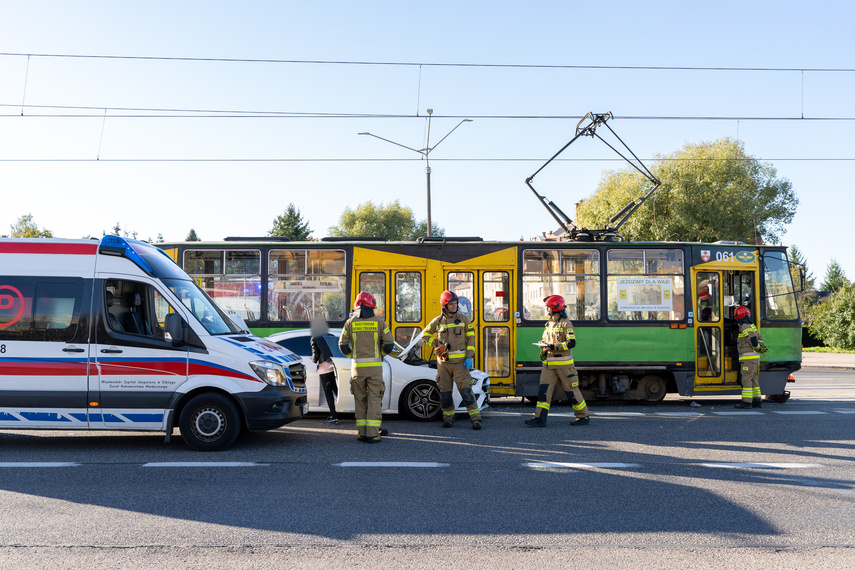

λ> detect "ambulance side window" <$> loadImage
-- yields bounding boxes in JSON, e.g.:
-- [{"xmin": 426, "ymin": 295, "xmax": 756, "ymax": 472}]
[
  {"xmin": 104, "ymin": 279, "xmax": 164, "ymax": 339},
  {"xmin": 0, "ymin": 277, "xmax": 83, "ymax": 342}
]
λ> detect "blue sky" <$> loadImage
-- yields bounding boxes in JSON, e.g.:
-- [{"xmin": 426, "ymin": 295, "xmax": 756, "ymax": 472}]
[{"xmin": 1, "ymin": 1, "xmax": 853, "ymax": 282}]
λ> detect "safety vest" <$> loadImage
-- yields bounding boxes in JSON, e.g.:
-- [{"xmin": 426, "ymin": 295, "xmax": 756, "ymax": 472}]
[
  {"xmin": 422, "ymin": 310, "xmax": 475, "ymax": 361},
  {"xmin": 737, "ymin": 322, "xmax": 763, "ymax": 361},
  {"xmin": 340, "ymin": 315, "xmax": 392, "ymax": 378},
  {"xmin": 542, "ymin": 314, "xmax": 576, "ymax": 367}
]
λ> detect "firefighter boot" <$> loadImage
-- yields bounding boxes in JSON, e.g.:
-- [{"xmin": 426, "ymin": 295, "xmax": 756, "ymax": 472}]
[
  {"xmin": 525, "ymin": 409, "xmax": 548, "ymax": 427},
  {"xmin": 752, "ymin": 398, "xmax": 762, "ymax": 409},
  {"xmin": 472, "ymin": 420, "xmax": 482, "ymax": 430},
  {"xmin": 570, "ymin": 416, "xmax": 590, "ymax": 426},
  {"xmin": 734, "ymin": 401, "xmax": 752, "ymax": 409}
]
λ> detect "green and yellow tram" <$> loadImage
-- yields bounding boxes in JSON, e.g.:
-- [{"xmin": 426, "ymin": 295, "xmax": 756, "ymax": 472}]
[{"xmin": 162, "ymin": 237, "xmax": 801, "ymax": 403}]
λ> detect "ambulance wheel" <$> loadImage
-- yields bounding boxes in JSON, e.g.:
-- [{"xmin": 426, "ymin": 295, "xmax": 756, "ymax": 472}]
[
  {"xmin": 400, "ymin": 380, "xmax": 442, "ymax": 422},
  {"xmin": 179, "ymin": 393, "xmax": 241, "ymax": 451},
  {"xmin": 637, "ymin": 375, "xmax": 667, "ymax": 403}
]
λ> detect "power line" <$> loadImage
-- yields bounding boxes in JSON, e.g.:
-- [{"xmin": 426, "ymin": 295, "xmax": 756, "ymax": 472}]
[
  {"xmin": 0, "ymin": 157, "xmax": 852, "ymax": 163},
  {"xmin": 2, "ymin": 52, "xmax": 854, "ymax": 73}
]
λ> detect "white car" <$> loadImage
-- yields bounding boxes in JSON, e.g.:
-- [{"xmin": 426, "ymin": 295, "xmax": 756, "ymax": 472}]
[{"xmin": 266, "ymin": 328, "xmax": 490, "ymax": 421}]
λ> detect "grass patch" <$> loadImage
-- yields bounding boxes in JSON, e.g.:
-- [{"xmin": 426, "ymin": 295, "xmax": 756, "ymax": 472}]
[{"xmin": 802, "ymin": 347, "xmax": 855, "ymax": 354}]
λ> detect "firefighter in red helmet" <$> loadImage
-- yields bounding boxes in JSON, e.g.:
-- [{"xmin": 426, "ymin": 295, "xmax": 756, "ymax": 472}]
[
  {"xmin": 525, "ymin": 295, "xmax": 589, "ymax": 427},
  {"xmin": 421, "ymin": 290, "xmax": 482, "ymax": 429},
  {"xmin": 339, "ymin": 291, "xmax": 394, "ymax": 442},
  {"xmin": 733, "ymin": 305, "xmax": 767, "ymax": 408}
]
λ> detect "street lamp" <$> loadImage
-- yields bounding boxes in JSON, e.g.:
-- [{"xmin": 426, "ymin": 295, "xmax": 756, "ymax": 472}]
[{"xmin": 359, "ymin": 110, "xmax": 473, "ymax": 238}]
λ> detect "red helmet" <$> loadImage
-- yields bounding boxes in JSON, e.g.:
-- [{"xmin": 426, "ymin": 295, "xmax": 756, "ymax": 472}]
[
  {"xmin": 354, "ymin": 291, "xmax": 376, "ymax": 309},
  {"xmin": 440, "ymin": 290, "xmax": 459, "ymax": 308},
  {"xmin": 544, "ymin": 295, "xmax": 566, "ymax": 312},
  {"xmin": 734, "ymin": 306, "xmax": 750, "ymax": 320}
]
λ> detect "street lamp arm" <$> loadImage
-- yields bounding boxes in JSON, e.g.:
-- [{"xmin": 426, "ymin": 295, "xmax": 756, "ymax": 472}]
[
  {"xmin": 426, "ymin": 119, "xmax": 473, "ymax": 154},
  {"xmin": 358, "ymin": 132, "xmax": 425, "ymax": 155}
]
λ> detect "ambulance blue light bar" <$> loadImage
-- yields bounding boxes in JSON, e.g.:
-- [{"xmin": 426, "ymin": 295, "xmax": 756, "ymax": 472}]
[{"xmin": 99, "ymin": 235, "xmax": 156, "ymax": 276}]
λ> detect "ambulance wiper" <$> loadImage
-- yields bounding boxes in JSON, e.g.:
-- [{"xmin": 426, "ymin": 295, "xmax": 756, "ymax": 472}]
[{"xmin": 525, "ymin": 112, "xmax": 661, "ymax": 240}]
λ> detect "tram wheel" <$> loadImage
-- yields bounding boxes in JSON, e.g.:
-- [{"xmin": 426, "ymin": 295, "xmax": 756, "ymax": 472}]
[{"xmin": 637, "ymin": 375, "xmax": 667, "ymax": 403}]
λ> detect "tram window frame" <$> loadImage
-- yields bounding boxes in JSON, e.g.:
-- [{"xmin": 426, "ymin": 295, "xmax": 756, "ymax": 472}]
[
  {"xmin": 521, "ymin": 249, "xmax": 600, "ymax": 321},
  {"xmin": 183, "ymin": 249, "xmax": 262, "ymax": 322},
  {"xmin": 762, "ymin": 251, "xmax": 800, "ymax": 321},
  {"xmin": 268, "ymin": 249, "xmax": 347, "ymax": 322},
  {"xmin": 394, "ymin": 272, "xmax": 422, "ymax": 323},
  {"xmin": 447, "ymin": 272, "xmax": 475, "ymax": 319},
  {"xmin": 358, "ymin": 271, "xmax": 387, "ymax": 320},
  {"xmin": 483, "ymin": 271, "xmax": 510, "ymax": 323},
  {"xmin": 606, "ymin": 248, "xmax": 685, "ymax": 322}
]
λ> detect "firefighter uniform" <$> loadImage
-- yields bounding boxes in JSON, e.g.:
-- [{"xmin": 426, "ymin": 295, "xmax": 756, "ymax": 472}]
[
  {"xmin": 737, "ymin": 320, "xmax": 764, "ymax": 406},
  {"xmin": 340, "ymin": 313, "xmax": 393, "ymax": 439},
  {"xmin": 422, "ymin": 310, "xmax": 481, "ymax": 427},
  {"xmin": 532, "ymin": 313, "xmax": 589, "ymax": 425}
]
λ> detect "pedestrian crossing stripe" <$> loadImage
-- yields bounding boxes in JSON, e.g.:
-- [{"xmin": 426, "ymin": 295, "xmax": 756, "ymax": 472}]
[
  {"xmin": 336, "ymin": 462, "xmax": 449, "ymax": 467},
  {"xmin": 700, "ymin": 462, "xmax": 822, "ymax": 469},
  {"xmin": 525, "ymin": 462, "xmax": 640, "ymax": 469}
]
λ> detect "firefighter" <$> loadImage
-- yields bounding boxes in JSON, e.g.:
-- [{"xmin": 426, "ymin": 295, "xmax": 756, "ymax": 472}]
[
  {"xmin": 733, "ymin": 306, "xmax": 767, "ymax": 409},
  {"xmin": 525, "ymin": 295, "xmax": 589, "ymax": 427},
  {"xmin": 422, "ymin": 290, "xmax": 482, "ymax": 430},
  {"xmin": 339, "ymin": 291, "xmax": 394, "ymax": 443}
]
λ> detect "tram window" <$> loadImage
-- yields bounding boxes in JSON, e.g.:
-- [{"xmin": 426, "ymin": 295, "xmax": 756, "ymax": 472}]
[
  {"xmin": 359, "ymin": 272, "xmax": 387, "ymax": 319},
  {"xmin": 484, "ymin": 272, "xmax": 509, "ymax": 322},
  {"xmin": 607, "ymin": 249, "xmax": 684, "ymax": 321},
  {"xmin": 395, "ymin": 272, "xmax": 421, "ymax": 323},
  {"xmin": 184, "ymin": 249, "xmax": 261, "ymax": 322},
  {"xmin": 484, "ymin": 326, "xmax": 511, "ymax": 378},
  {"xmin": 697, "ymin": 327, "xmax": 722, "ymax": 377},
  {"xmin": 395, "ymin": 326, "xmax": 421, "ymax": 348},
  {"xmin": 763, "ymin": 252, "xmax": 799, "ymax": 320},
  {"xmin": 697, "ymin": 272, "xmax": 720, "ymax": 322},
  {"xmin": 522, "ymin": 249, "xmax": 600, "ymax": 321},
  {"xmin": 447, "ymin": 272, "xmax": 475, "ymax": 319},
  {"xmin": 268, "ymin": 249, "xmax": 347, "ymax": 322}
]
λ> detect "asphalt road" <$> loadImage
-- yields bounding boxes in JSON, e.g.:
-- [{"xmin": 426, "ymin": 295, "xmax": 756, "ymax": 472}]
[{"xmin": 1, "ymin": 369, "xmax": 854, "ymax": 569}]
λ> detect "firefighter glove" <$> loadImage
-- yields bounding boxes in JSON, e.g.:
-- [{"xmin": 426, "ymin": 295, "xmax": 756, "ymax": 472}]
[{"xmin": 464, "ymin": 357, "xmax": 473, "ymax": 370}]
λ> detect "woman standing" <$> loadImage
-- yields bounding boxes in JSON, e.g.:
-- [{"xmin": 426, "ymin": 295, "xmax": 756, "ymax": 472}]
[{"xmin": 310, "ymin": 316, "xmax": 339, "ymax": 423}]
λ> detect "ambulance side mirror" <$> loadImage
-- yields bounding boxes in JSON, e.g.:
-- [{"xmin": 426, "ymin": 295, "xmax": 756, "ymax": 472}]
[{"xmin": 165, "ymin": 313, "xmax": 186, "ymax": 346}]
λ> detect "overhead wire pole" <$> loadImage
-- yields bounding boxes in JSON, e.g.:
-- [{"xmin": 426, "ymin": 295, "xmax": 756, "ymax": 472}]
[{"xmin": 359, "ymin": 111, "xmax": 472, "ymax": 238}]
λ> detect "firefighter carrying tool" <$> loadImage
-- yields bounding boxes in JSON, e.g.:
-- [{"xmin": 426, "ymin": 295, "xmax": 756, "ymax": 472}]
[
  {"xmin": 733, "ymin": 305, "xmax": 767, "ymax": 409},
  {"xmin": 422, "ymin": 290, "xmax": 482, "ymax": 429},
  {"xmin": 525, "ymin": 295, "xmax": 589, "ymax": 427},
  {"xmin": 339, "ymin": 291, "xmax": 394, "ymax": 443}
]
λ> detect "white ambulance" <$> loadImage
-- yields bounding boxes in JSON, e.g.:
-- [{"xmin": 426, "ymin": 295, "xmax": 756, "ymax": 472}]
[{"xmin": 0, "ymin": 236, "xmax": 308, "ymax": 451}]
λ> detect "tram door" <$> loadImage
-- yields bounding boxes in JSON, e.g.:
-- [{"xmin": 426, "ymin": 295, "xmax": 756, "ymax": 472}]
[{"xmin": 444, "ymin": 270, "xmax": 514, "ymax": 386}]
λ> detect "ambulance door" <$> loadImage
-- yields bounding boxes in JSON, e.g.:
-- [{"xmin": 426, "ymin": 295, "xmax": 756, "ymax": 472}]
[
  {"xmin": 92, "ymin": 277, "xmax": 189, "ymax": 429},
  {"xmin": 355, "ymin": 270, "xmax": 394, "ymax": 409}
]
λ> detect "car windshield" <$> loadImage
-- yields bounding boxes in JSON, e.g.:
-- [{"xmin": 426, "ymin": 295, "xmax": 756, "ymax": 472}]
[{"xmin": 162, "ymin": 278, "xmax": 242, "ymax": 335}]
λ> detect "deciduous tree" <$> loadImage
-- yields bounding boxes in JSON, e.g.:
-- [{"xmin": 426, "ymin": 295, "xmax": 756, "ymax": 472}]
[{"xmin": 329, "ymin": 200, "xmax": 444, "ymax": 241}]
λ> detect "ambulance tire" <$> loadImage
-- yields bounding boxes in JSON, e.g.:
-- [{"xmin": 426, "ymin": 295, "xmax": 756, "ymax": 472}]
[{"xmin": 179, "ymin": 393, "xmax": 241, "ymax": 451}]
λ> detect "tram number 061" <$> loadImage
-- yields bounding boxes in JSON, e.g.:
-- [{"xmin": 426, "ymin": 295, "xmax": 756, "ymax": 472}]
[{"xmin": 716, "ymin": 251, "xmax": 736, "ymax": 262}]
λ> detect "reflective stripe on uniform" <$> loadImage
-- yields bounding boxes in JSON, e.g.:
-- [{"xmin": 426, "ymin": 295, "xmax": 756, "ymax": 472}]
[
  {"xmin": 536, "ymin": 401, "xmax": 550, "ymax": 410},
  {"xmin": 366, "ymin": 419, "xmax": 382, "ymax": 427},
  {"xmin": 356, "ymin": 419, "xmax": 368, "ymax": 426},
  {"xmin": 573, "ymin": 401, "xmax": 587, "ymax": 411},
  {"xmin": 447, "ymin": 349, "xmax": 466, "ymax": 360},
  {"xmin": 739, "ymin": 353, "xmax": 760, "ymax": 360},
  {"xmin": 546, "ymin": 355, "xmax": 574, "ymax": 366}
]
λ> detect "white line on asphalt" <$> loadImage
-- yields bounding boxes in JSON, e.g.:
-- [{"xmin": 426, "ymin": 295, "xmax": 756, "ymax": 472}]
[
  {"xmin": 525, "ymin": 462, "xmax": 640, "ymax": 469},
  {"xmin": 700, "ymin": 462, "xmax": 822, "ymax": 469},
  {"xmin": 336, "ymin": 462, "xmax": 449, "ymax": 467},
  {"xmin": 834, "ymin": 410, "xmax": 855, "ymax": 414},
  {"xmin": 0, "ymin": 462, "xmax": 79, "ymax": 468},
  {"xmin": 142, "ymin": 462, "xmax": 266, "ymax": 467},
  {"xmin": 773, "ymin": 411, "xmax": 828, "ymax": 415},
  {"xmin": 654, "ymin": 412, "xmax": 703, "ymax": 416},
  {"xmin": 711, "ymin": 411, "xmax": 765, "ymax": 416},
  {"xmin": 592, "ymin": 412, "xmax": 646, "ymax": 416}
]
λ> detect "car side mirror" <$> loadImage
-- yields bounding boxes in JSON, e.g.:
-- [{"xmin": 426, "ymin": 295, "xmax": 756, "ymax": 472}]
[{"xmin": 165, "ymin": 313, "xmax": 186, "ymax": 346}]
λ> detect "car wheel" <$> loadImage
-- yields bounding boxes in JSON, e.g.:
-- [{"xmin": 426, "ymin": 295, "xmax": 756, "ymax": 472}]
[
  {"xmin": 179, "ymin": 393, "xmax": 241, "ymax": 451},
  {"xmin": 400, "ymin": 380, "xmax": 442, "ymax": 421}
]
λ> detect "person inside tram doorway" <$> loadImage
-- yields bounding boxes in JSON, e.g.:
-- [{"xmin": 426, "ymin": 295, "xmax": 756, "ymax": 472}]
[
  {"xmin": 310, "ymin": 316, "xmax": 339, "ymax": 424},
  {"xmin": 422, "ymin": 290, "xmax": 482, "ymax": 430},
  {"xmin": 733, "ymin": 306, "xmax": 767, "ymax": 409},
  {"xmin": 339, "ymin": 291, "xmax": 394, "ymax": 443},
  {"xmin": 525, "ymin": 295, "xmax": 589, "ymax": 427}
]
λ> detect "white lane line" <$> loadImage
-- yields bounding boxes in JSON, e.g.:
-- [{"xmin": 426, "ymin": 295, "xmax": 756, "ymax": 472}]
[
  {"xmin": 336, "ymin": 462, "xmax": 449, "ymax": 468},
  {"xmin": 773, "ymin": 411, "xmax": 827, "ymax": 415},
  {"xmin": 142, "ymin": 462, "xmax": 266, "ymax": 467},
  {"xmin": 654, "ymin": 412, "xmax": 703, "ymax": 416},
  {"xmin": 525, "ymin": 462, "xmax": 640, "ymax": 469},
  {"xmin": 701, "ymin": 462, "xmax": 822, "ymax": 469},
  {"xmin": 834, "ymin": 410, "xmax": 855, "ymax": 414},
  {"xmin": 593, "ymin": 412, "xmax": 645, "ymax": 417},
  {"xmin": 0, "ymin": 462, "xmax": 80, "ymax": 468},
  {"xmin": 712, "ymin": 411, "xmax": 765, "ymax": 416}
]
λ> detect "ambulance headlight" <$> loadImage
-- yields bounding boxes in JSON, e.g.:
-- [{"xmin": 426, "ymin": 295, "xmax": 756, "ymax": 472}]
[{"xmin": 249, "ymin": 360, "xmax": 293, "ymax": 388}]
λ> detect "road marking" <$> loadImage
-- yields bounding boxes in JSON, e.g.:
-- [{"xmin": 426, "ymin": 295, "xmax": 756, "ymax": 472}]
[
  {"xmin": 834, "ymin": 410, "xmax": 855, "ymax": 414},
  {"xmin": 525, "ymin": 462, "xmax": 640, "ymax": 469},
  {"xmin": 336, "ymin": 462, "xmax": 449, "ymax": 467},
  {"xmin": 654, "ymin": 412, "xmax": 703, "ymax": 416},
  {"xmin": 0, "ymin": 462, "xmax": 79, "ymax": 468},
  {"xmin": 593, "ymin": 412, "xmax": 645, "ymax": 416},
  {"xmin": 700, "ymin": 462, "xmax": 822, "ymax": 469},
  {"xmin": 773, "ymin": 411, "xmax": 827, "ymax": 415},
  {"xmin": 712, "ymin": 411, "xmax": 765, "ymax": 416},
  {"xmin": 142, "ymin": 462, "xmax": 266, "ymax": 467}
]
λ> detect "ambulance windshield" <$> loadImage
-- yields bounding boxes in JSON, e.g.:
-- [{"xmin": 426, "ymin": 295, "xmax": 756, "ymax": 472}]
[{"xmin": 163, "ymin": 278, "xmax": 243, "ymax": 335}]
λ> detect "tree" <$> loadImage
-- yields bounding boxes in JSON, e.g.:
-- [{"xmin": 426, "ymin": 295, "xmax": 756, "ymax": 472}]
[
  {"xmin": 269, "ymin": 203, "xmax": 312, "ymax": 241},
  {"xmin": 575, "ymin": 138, "xmax": 798, "ymax": 244},
  {"xmin": 9, "ymin": 214, "xmax": 54, "ymax": 238},
  {"xmin": 328, "ymin": 200, "xmax": 444, "ymax": 241},
  {"xmin": 820, "ymin": 259, "xmax": 849, "ymax": 292},
  {"xmin": 807, "ymin": 285, "xmax": 855, "ymax": 350},
  {"xmin": 186, "ymin": 228, "xmax": 200, "ymax": 241}
]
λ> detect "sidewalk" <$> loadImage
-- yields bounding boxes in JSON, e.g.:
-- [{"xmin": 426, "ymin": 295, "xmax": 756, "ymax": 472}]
[{"xmin": 800, "ymin": 351, "xmax": 855, "ymax": 370}]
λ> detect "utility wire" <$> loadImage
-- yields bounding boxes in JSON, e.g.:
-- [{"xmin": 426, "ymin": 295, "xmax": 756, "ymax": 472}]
[
  {"xmin": 0, "ymin": 157, "xmax": 851, "ymax": 163},
  {"xmin": 2, "ymin": 52, "xmax": 855, "ymax": 73}
]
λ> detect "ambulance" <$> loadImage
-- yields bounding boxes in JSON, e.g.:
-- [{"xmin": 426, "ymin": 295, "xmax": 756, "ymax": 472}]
[{"xmin": 0, "ymin": 236, "xmax": 308, "ymax": 451}]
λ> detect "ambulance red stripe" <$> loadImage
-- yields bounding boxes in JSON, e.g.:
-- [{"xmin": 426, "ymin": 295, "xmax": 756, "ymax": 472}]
[{"xmin": 0, "ymin": 243, "xmax": 98, "ymax": 255}]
